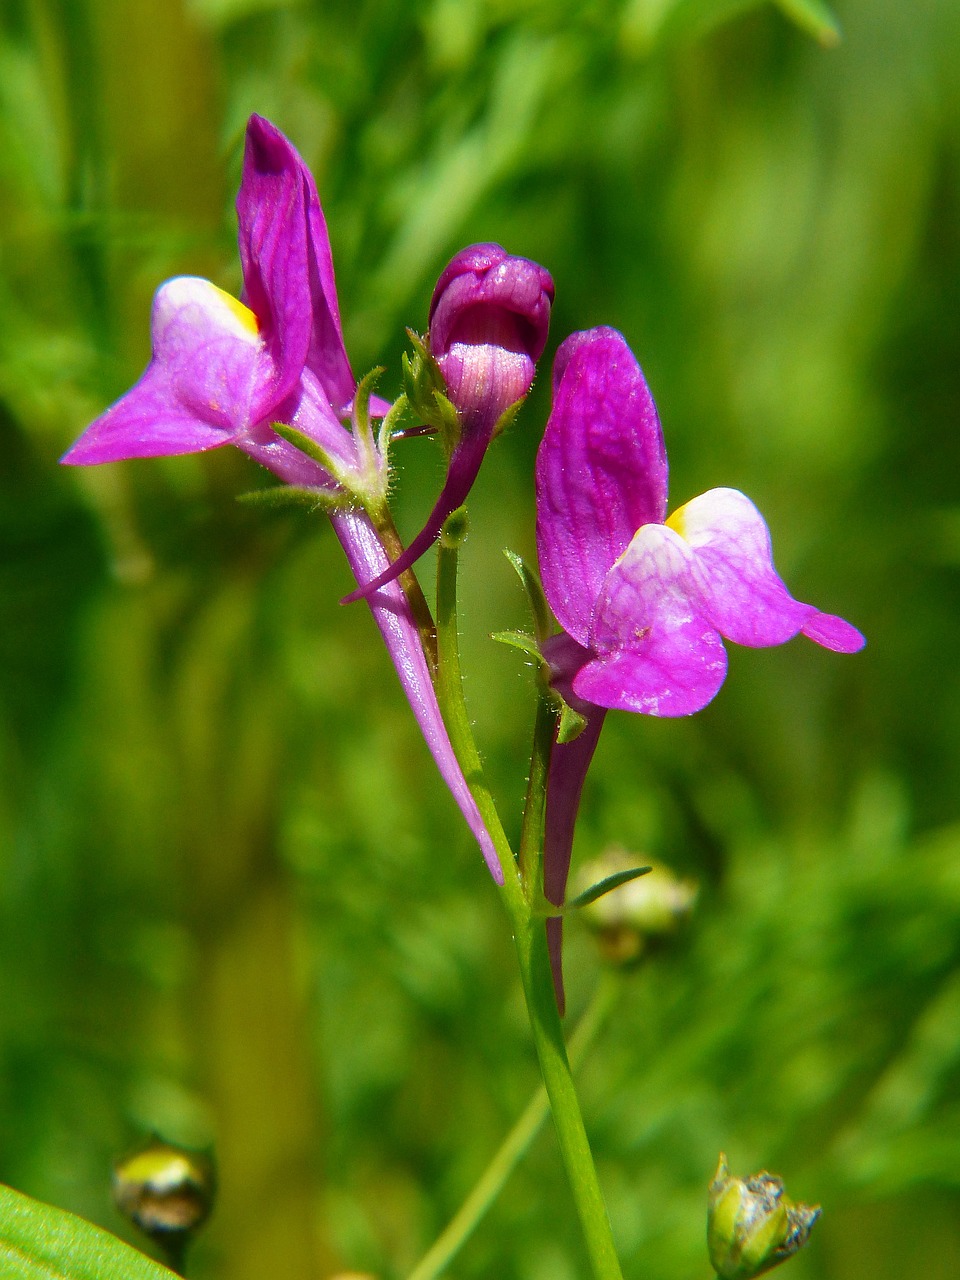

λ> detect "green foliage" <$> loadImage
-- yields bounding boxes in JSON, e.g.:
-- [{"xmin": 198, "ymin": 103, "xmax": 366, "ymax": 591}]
[
  {"xmin": 0, "ymin": 1184, "xmax": 175, "ymax": 1280},
  {"xmin": 1, "ymin": 0, "xmax": 959, "ymax": 1278}
]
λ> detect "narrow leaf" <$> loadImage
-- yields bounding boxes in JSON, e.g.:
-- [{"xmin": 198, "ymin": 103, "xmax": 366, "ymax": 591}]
[
  {"xmin": 491, "ymin": 629, "xmax": 543, "ymax": 661},
  {"xmin": 0, "ymin": 1183, "xmax": 176, "ymax": 1280},
  {"xmin": 503, "ymin": 550, "xmax": 553, "ymax": 644},
  {"xmin": 568, "ymin": 866, "xmax": 652, "ymax": 910},
  {"xmin": 237, "ymin": 485, "xmax": 348, "ymax": 512},
  {"xmin": 774, "ymin": 0, "xmax": 841, "ymax": 46}
]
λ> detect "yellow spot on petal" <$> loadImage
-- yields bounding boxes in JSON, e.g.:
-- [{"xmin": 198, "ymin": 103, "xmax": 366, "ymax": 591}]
[
  {"xmin": 211, "ymin": 284, "xmax": 259, "ymax": 336},
  {"xmin": 665, "ymin": 504, "xmax": 688, "ymax": 540}
]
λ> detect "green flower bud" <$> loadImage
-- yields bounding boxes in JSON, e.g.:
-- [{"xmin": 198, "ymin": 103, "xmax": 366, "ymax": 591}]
[
  {"xmin": 575, "ymin": 847, "xmax": 697, "ymax": 965},
  {"xmin": 113, "ymin": 1139, "xmax": 215, "ymax": 1271},
  {"xmin": 707, "ymin": 1154, "xmax": 820, "ymax": 1279}
]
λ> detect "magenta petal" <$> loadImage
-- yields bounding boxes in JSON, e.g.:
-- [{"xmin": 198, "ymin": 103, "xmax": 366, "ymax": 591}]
[
  {"xmin": 536, "ymin": 328, "xmax": 668, "ymax": 645},
  {"xmin": 673, "ymin": 488, "xmax": 865, "ymax": 653},
  {"xmin": 63, "ymin": 277, "xmax": 266, "ymax": 464},
  {"xmin": 237, "ymin": 115, "xmax": 315, "ymax": 416},
  {"xmin": 800, "ymin": 612, "xmax": 866, "ymax": 653},
  {"xmin": 62, "ymin": 366, "xmax": 227, "ymax": 464},
  {"xmin": 580, "ymin": 524, "xmax": 728, "ymax": 716}
]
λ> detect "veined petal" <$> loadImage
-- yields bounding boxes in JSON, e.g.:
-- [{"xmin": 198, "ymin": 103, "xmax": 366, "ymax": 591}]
[
  {"xmin": 577, "ymin": 523, "xmax": 728, "ymax": 716},
  {"xmin": 237, "ymin": 115, "xmax": 315, "ymax": 416},
  {"xmin": 536, "ymin": 328, "xmax": 668, "ymax": 645},
  {"xmin": 62, "ymin": 277, "xmax": 266, "ymax": 464},
  {"xmin": 669, "ymin": 488, "xmax": 866, "ymax": 653}
]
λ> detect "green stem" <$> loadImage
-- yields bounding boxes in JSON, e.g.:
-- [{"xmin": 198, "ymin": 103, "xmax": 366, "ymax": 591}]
[
  {"xmin": 518, "ymin": 689, "xmax": 556, "ymax": 895},
  {"xmin": 406, "ymin": 974, "xmax": 619, "ymax": 1280},
  {"xmin": 434, "ymin": 511, "xmax": 522, "ymax": 897},
  {"xmin": 433, "ymin": 513, "xmax": 624, "ymax": 1280}
]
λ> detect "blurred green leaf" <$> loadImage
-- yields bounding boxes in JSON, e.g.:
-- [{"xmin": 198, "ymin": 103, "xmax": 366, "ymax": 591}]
[{"xmin": 0, "ymin": 1184, "xmax": 175, "ymax": 1280}]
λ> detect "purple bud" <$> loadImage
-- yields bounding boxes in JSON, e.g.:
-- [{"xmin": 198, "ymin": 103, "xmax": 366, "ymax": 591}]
[
  {"xmin": 342, "ymin": 243, "xmax": 553, "ymax": 604},
  {"xmin": 428, "ymin": 242, "xmax": 554, "ymax": 425}
]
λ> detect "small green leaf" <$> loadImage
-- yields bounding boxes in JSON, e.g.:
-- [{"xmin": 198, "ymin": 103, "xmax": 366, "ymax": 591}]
[
  {"xmin": 556, "ymin": 701, "xmax": 587, "ymax": 744},
  {"xmin": 491, "ymin": 629, "xmax": 543, "ymax": 661},
  {"xmin": 0, "ymin": 1182, "xmax": 177, "ymax": 1280},
  {"xmin": 503, "ymin": 550, "xmax": 553, "ymax": 644},
  {"xmin": 774, "ymin": 0, "xmax": 841, "ymax": 46},
  {"xmin": 236, "ymin": 485, "xmax": 349, "ymax": 512},
  {"xmin": 271, "ymin": 422, "xmax": 339, "ymax": 470},
  {"xmin": 568, "ymin": 866, "xmax": 652, "ymax": 910}
]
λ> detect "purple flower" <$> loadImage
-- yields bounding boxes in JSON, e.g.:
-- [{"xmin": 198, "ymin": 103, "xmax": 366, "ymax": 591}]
[
  {"xmin": 342, "ymin": 243, "xmax": 554, "ymax": 603},
  {"xmin": 536, "ymin": 327, "xmax": 865, "ymax": 1008},
  {"xmin": 63, "ymin": 114, "xmax": 373, "ymax": 492},
  {"xmin": 61, "ymin": 114, "xmax": 501, "ymax": 880}
]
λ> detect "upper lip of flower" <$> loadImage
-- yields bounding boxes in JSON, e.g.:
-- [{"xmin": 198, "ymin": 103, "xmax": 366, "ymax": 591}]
[{"xmin": 429, "ymin": 244, "xmax": 555, "ymax": 365}]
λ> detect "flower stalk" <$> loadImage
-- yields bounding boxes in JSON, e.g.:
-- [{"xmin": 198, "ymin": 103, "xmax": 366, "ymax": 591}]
[{"xmin": 433, "ymin": 512, "xmax": 624, "ymax": 1280}]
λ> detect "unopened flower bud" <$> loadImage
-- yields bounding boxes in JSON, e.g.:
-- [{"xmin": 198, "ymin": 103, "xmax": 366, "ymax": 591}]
[
  {"xmin": 707, "ymin": 1154, "xmax": 820, "ymax": 1279},
  {"xmin": 428, "ymin": 242, "xmax": 554, "ymax": 431},
  {"xmin": 113, "ymin": 1139, "xmax": 215, "ymax": 1270},
  {"xmin": 575, "ymin": 847, "xmax": 697, "ymax": 965},
  {"xmin": 343, "ymin": 243, "xmax": 553, "ymax": 603}
]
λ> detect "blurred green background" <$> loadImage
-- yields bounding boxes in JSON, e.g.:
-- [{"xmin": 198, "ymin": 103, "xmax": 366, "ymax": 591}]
[{"xmin": 1, "ymin": 0, "xmax": 959, "ymax": 1277}]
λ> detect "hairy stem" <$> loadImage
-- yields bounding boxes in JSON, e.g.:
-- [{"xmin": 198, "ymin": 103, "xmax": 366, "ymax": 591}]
[{"xmin": 433, "ymin": 512, "xmax": 624, "ymax": 1280}]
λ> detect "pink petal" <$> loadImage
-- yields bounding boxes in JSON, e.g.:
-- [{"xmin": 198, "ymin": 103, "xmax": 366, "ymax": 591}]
[
  {"xmin": 577, "ymin": 524, "xmax": 728, "ymax": 716},
  {"xmin": 536, "ymin": 328, "xmax": 668, "ymax": 645},
  {"xmin": 239, "ymin": 115, "xmax": 358, "ymax": 418},
  {"xmin": 62, "ymin": 277, "xmax": 265, "ymax": 464},
  {"xmin": 671, "ymin": 488, "xmax": 865, "ymax": 652}
]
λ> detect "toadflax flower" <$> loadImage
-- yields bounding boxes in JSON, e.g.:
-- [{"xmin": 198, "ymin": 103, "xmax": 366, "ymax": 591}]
[
  {"xmin": 537, "ymin": 326, "xmax": 865, "ymax": 1007},
  {"xmin": 342, "ymin": 243, "xmax": 554, "ymax": 602},
  {"xmin": 61, "ymin": 114, "xmax": 501, "ymax": 880}
]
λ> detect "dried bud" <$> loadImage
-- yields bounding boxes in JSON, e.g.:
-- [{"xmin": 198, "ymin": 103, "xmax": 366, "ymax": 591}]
[
  {"xmin": 575, "ymin": 847, "xmax": 697, "ymax": 964},
  {"xmin": 707, "ymin": 1154, "xmax": 820, "ymax": 1279},
  {"xmin": 113, "ymin": 1139, "xmax": 215, "ymax": 1270}
]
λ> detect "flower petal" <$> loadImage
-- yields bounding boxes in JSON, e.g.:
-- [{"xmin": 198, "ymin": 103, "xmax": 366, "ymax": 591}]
[
  {"xmin": 670, "ymin": 488, "xmax": 866, "ymax": 653},
  {"xmin": 62, "ymin": 277, "xmax": 265, "ymax": 464},
  {"xmin": 536, "ymin": 328, "xmax": 668, "ymax": 645},
  {"xmin": 237, "ymin": 116, "xmax": 314, "ymax": 417},
  {"xmin": 576, "ymin": 523, "xmax": 728, "ymax": 716}
]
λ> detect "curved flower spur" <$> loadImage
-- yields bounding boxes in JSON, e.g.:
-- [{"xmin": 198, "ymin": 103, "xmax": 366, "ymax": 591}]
[
  {"xmin": 341, "ymin": 243, "xmax": 554, "ymax": 603},
  {"xmin": 536, "ymin": 326, "xmax": 865, "ymax": 1009},
  {"xmin": 61, "ymin": 113, "xmax": 501, "ymax": 879}
]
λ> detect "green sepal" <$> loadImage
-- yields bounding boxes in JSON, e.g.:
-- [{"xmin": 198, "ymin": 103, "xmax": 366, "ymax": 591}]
[
  {"xmin": 401, "ymin": 330, "xmax": 461, "ymax": 456},
  {"xmin": 237, "ymin": 485, "xmax": 351, "ymax": 513},
  {"xmin": 352, "ymin": 366, "xmax": 384, "ymax": 440},
  {"xmin": 556, "ymin": 700, "xmax": 587, "ymax": 744},
  {"xmin": 0, "ymin": 1181, "xmax": 177, "ymax": 1279},
  {"xmin": 491, "ymin": 629, "xmax": 543, "ymax": 661},
  {"xmin": 271, "ymin": 422, "xmax": 340, "ymax": 472},
  {"xmin": 567, "ymin": 866, "xmax": 652, "ymax": 911},
  {"xmin": 504, "ymin": 550, "xmax": 553, "ymax": 645},
  {"xmin": 774, "ymin": 0, "xmax": 841, "ymax": 46},
  {"xmin": 377, "ymin": 391, "xmax": 412, "ymax": 464},
  {"xmin": 491, "ymin": 398, "xmax": 523, "ymax": 440}
]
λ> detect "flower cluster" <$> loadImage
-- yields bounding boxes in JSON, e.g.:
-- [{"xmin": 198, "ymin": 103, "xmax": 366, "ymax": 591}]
[
  {"xmin": 63, "ymin": 115, "xmax": 553, "ymax": 883},
  {"xmin": 64, "ymin": 116, "xmax": 863, "ymax": 1009}
]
